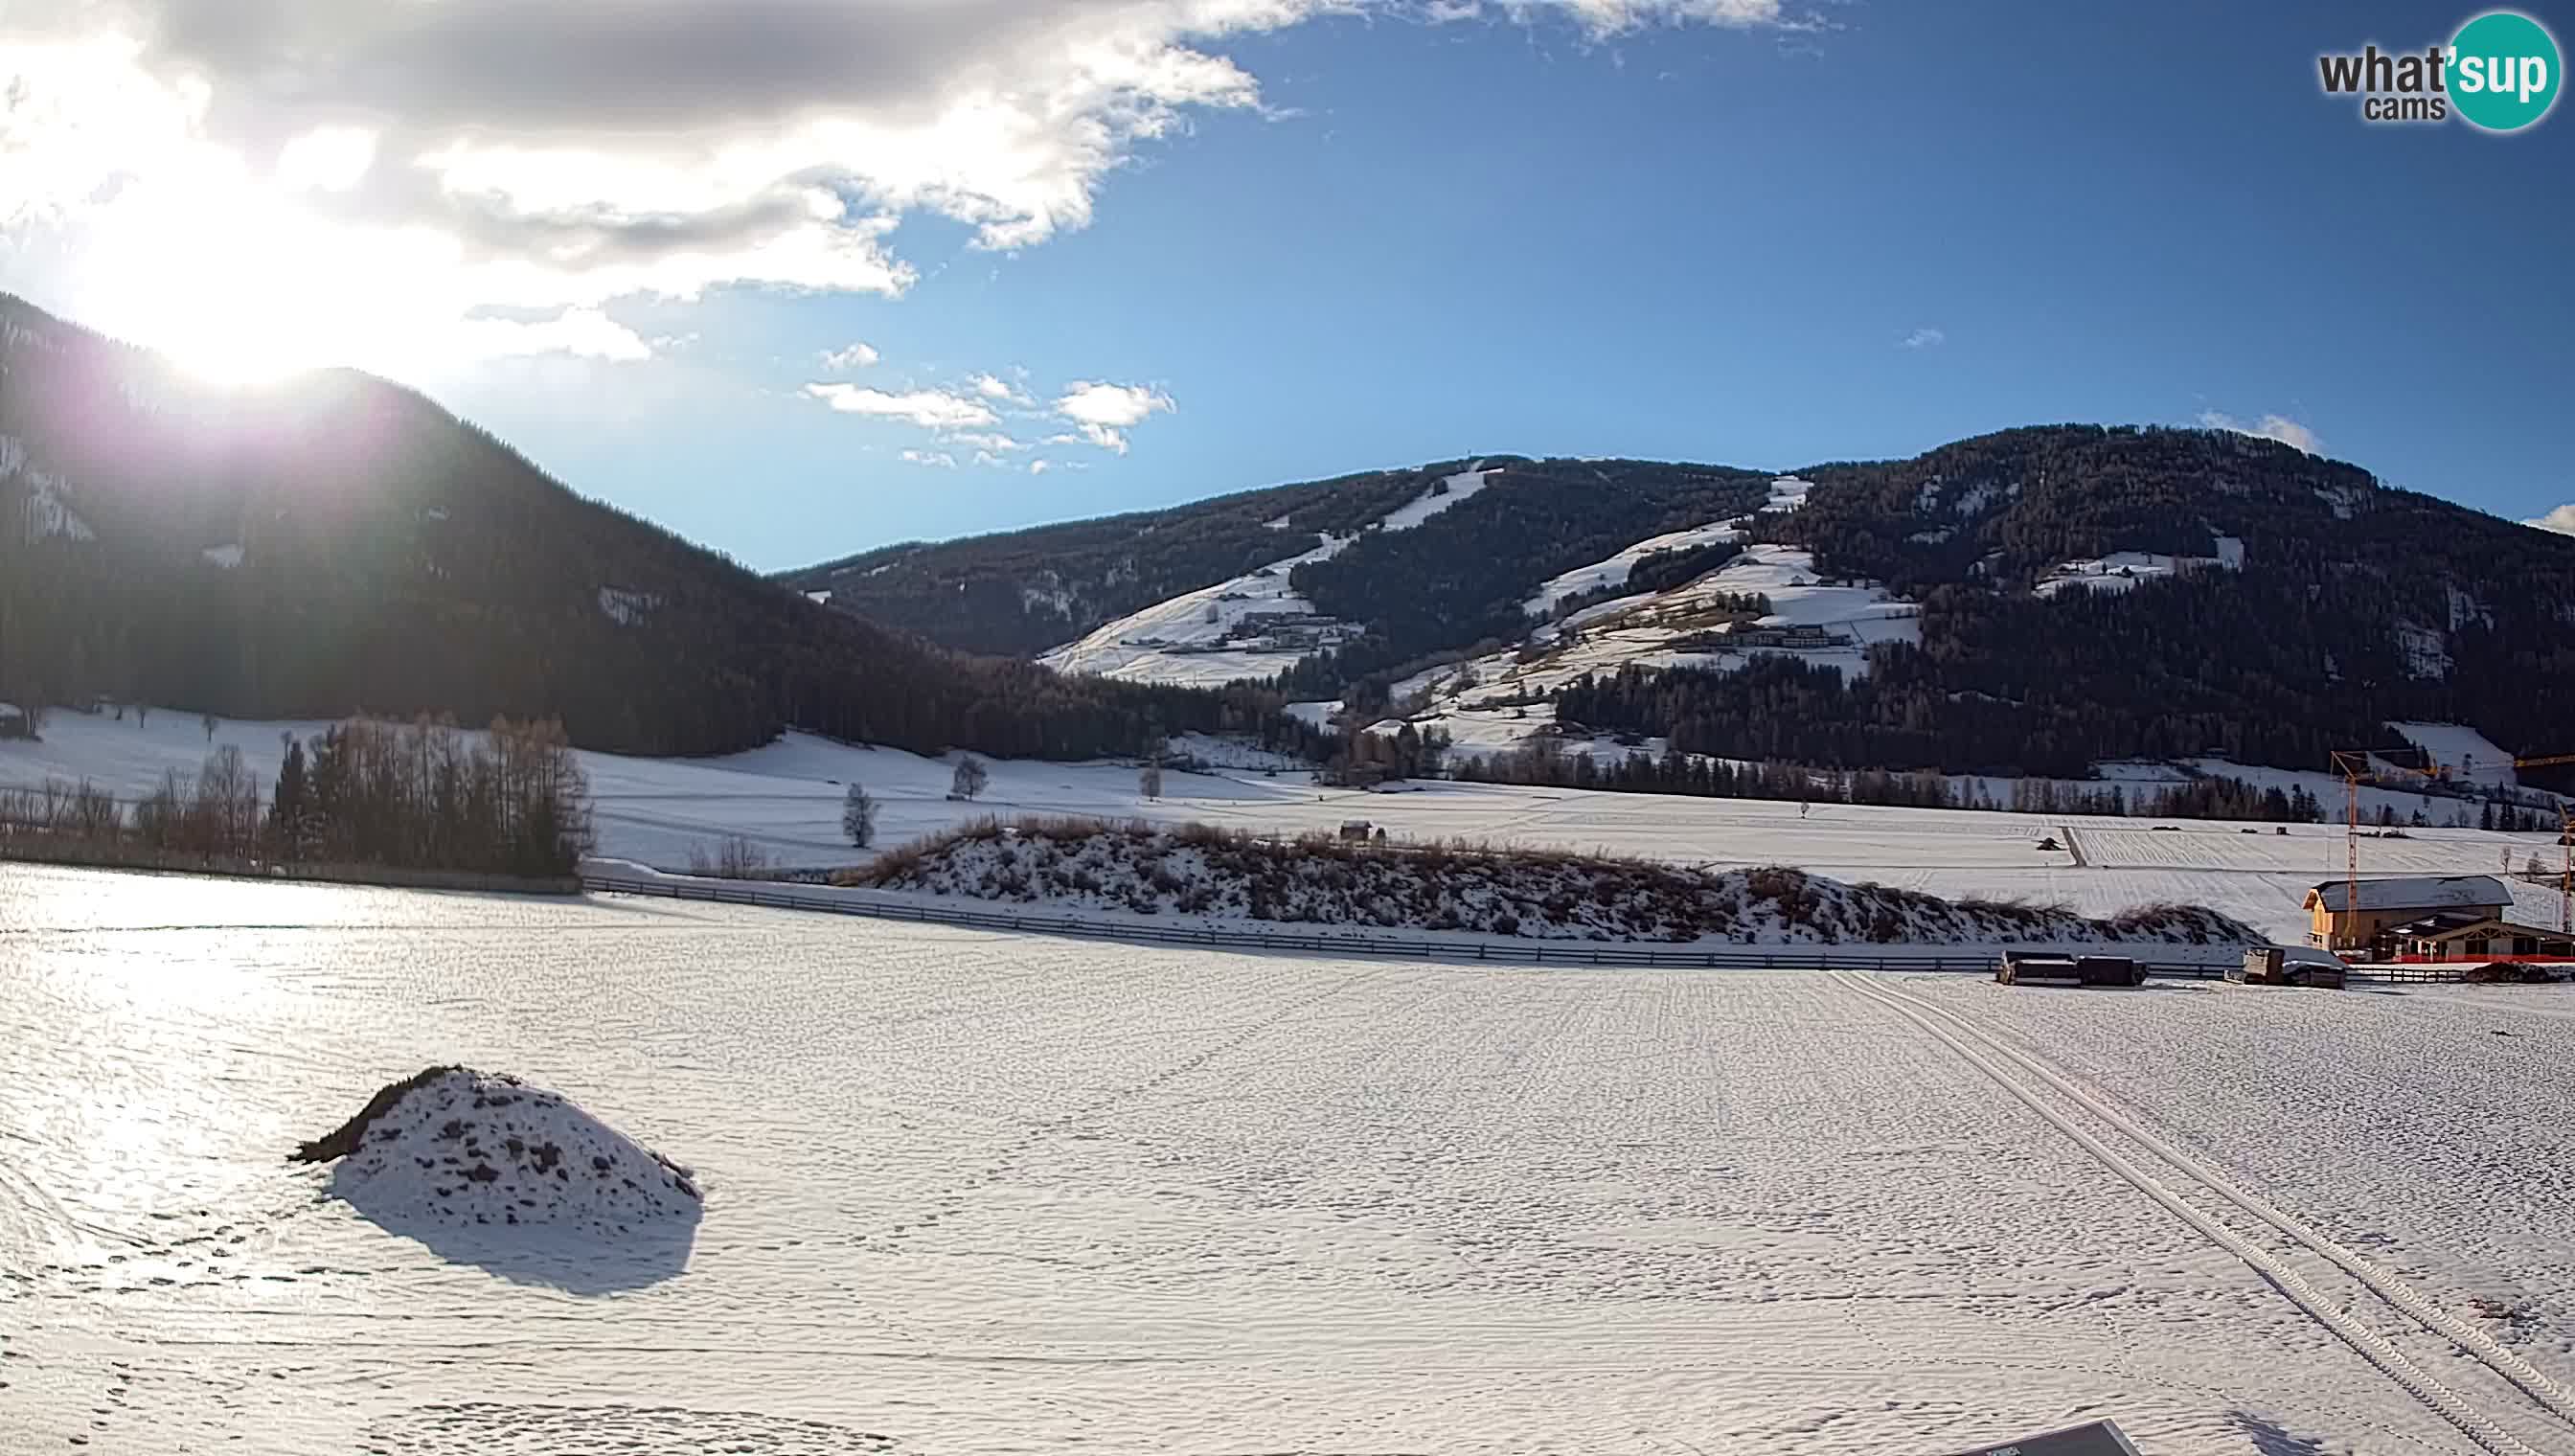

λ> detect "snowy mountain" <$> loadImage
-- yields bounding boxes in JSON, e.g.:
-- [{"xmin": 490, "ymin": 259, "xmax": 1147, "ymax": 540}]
[{"xmin": 788, "ymin": 425, "xmax": 2575, "ymax": 788}]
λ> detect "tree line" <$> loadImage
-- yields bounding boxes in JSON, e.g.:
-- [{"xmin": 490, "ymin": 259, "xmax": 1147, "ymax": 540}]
[
  {"xmin": 0, "ymin": 716, "xmax": 594, "ymax": 877},
  {"xmin": 1442, "ymin": 731, "xmax": 2564, "ymax": 829}
]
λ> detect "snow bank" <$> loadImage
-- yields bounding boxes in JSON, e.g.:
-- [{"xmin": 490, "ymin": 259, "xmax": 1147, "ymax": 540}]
[
  {"xmin": 855, "ymin": 819, "xmax": 2257, "ymax": 947},
  {"xmin": 297, "ymin": 1067, "xmax": 699, "ymax": 1239}
]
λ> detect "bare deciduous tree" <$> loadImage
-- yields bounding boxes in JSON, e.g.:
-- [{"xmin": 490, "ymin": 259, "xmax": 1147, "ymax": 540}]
[{"xmin": 842, "ymin": 782, "xmax": 878, "ymax": 848}]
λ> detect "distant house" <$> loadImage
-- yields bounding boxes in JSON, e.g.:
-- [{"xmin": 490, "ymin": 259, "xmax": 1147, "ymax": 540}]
[
  {"xmin": 2303, "ymin": 875, "xmax": 2513, "ymax": 952},
  {"xmin": 2383, "ymin": 912, "xmax": 2574, "ymax": 962}
]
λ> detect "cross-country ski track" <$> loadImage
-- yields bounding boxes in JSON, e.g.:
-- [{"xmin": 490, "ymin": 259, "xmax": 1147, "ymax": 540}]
[{"xmin": 1837, "ymin": 971, "xmax": 2575, "ymax": 1456}]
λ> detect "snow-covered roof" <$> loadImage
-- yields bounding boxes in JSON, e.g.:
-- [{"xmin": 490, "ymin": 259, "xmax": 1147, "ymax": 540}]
[{"xmin": 2305, "ymin": 875, "xmax": 2511, "ymax": 914}]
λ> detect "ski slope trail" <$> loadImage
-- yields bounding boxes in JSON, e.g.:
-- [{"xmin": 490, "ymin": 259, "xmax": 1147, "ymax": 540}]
[{"xmin": 1836, "ymin": 972, "xmax": 2575, "ymax": 1456}]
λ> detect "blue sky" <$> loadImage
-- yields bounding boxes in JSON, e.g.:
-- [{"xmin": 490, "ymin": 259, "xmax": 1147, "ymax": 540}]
[{"xmin": 5, "ymin": 1, "xmax": 2569, "ymax": 567}]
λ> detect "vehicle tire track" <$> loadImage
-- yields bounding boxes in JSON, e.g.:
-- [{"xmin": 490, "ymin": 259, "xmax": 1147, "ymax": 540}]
[{"xmin": 1834, "ymin": 971, "xmax": 2555, "ymax": 1456}]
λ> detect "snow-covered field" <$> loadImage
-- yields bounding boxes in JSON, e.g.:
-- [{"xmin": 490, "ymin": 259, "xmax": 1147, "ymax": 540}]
[
  {"xmin": 4, "ymin": 706, "xmax": 2562, "ymax": 944},
  {"xmin": 10, "ymin": 862, "xmax": 2575, "ymax": 1454}
]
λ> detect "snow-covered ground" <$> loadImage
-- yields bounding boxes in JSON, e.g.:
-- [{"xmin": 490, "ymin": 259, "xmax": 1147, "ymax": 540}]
[
  {"xmin": 1394, "ymin": 542, "xmax": 1923, "ymax": 753},
  {"xmin": 6, "ymin": 705, "xmax": 2562, "ymax": 944},
  {"xmin": 2388, "ymin": 722, "xmax": 2522, "ymax": 789},
  {"xmin": 1520, "ymin": 517, "xmax": 1747, "ymax": 617},
  {"xmin": 2034, "ymin": 548, "xmax": 2240, "ymax": 598},
  {"xmin": 11, "ymin": 862, "xmax": 2575, "ymax": 1454},
  {"xmin": 1039, "ymin": 467, "xmax": 1492, "ymax": 686}
]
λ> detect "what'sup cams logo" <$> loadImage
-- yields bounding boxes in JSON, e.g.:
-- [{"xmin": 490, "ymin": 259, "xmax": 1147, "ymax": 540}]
[{"xmin": 2318, "ymin": 10, "xmax": 2561, "ymax": 130}]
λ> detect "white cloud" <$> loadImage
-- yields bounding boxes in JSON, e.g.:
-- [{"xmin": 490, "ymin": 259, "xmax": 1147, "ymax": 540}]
[
  {"xmin": 968, "ymin": 372, "xmax": 1028, "ymax": 402},
  {"xmin": 2525, "ymin": 504, "xmax": 2575, "ymax": 535},
  {"xmin": 1030, "ymin": 459, "xmax": 1054, "ymax": 476},
  {"xmin": 946, "ymin": 431, "xmax": 1026, "ymax": 453},
  {"xmin": 461, "ymin": 307, "xmax": 652, "ymax": 362},
  {"xmin": 1468, "ymin": 0, "xmax": 1787, "ymax": 33},
  {"xmin": 900, "ymin": 449, "xmax": 959, "ymax": 468},
  {"xmin": 803, "ymin": 384, "xmax": 1000, "ymax": 429},
  {"xmin": 0, "ymin": 5, "xmax": 1800, "ymax": 377},
  {"xmin": 1047, "ymin": 381, "xmax": 1166, "ymax": 453},
  {"xmin": 274, "ymin": 125, "xmax": 377, "ymax": 193},
  {"xmin": 1056, "ymin": 380, "xmax": 1175, "ymax": 427},
  {"xmin": 1900, "ymin": 327, "xmax": 1945, "ymax": 350},
  {"xmin": 821, "ymin": 341, "xmax": 880, "ymax": 370},
  {"xmin": 2199, "ymin": 410, "xmax": 2322, "ymax": 455}
]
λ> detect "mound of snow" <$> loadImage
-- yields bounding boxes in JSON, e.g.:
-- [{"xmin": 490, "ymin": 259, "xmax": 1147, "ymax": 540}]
[{"xmin": 297, "ymin": 1068, "xmax": 699, "ymax": 1238}]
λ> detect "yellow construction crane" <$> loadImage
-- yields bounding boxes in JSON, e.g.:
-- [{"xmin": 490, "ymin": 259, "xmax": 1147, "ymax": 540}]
[{"xmin": 2333, "ymin": 748, "xmax": 2575, "ymax": 937}]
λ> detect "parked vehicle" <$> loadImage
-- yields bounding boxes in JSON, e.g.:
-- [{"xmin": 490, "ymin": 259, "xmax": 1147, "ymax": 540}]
[{"xmin": 2233, "ymin": 946, "xmax": 2348, "ymax": 989}]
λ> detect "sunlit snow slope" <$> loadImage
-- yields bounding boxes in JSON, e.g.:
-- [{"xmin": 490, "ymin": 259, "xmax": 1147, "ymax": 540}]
[{"xmin": 1038, "ymin": 468, "xmax": 1493, "ymax": 685}]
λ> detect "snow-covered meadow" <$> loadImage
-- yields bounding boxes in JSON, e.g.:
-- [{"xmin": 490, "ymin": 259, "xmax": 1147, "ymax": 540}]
[
  {"xmin": 9, "ymin": 862, "xmax": 2575, "ymax": 1455},
  {"xmin": 3, "ymin": 705, "xmax": 2563, "ymax": 944}
]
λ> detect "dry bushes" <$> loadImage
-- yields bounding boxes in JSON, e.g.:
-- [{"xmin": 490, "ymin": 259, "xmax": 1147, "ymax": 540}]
[{"xmin": 846, "ymin": 818, "xmax": 2259, "ymax": 945}]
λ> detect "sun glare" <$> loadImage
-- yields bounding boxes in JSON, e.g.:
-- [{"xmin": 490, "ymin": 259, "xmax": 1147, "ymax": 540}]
[{"xmin": 64, "ymin": 160, "xmax": 476, "ymax": 390}]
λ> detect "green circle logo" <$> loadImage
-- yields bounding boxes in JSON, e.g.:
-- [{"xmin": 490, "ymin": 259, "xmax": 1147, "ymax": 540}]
[{"xmin": 2450, "ymin": 11, "xmax": 2562, "ymax": 131}]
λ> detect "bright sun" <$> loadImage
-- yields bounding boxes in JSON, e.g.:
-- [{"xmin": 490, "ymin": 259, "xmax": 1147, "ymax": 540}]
[{"xmin": 88, "ymin": 186, "xmax": 450, "ymax": 388}]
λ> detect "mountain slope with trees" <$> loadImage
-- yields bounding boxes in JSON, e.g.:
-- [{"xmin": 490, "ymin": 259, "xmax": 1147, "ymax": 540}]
[
  {"xmin": 0, "ymin": 293, "xmax": 1303, "ymax": 761},
  {"xmin": 778, "ymin": 467, "xmax": 1441, "ymax": 656},
  {"xmin": 794, "ymin": 423, "xmax": 2575, "ymax": 785},
  {"xmin": 1566, "ymin": 425, "xmax": 2575, "ymax": 781}
]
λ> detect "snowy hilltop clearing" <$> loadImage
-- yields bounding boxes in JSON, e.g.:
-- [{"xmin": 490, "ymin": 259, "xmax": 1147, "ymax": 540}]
[
  {"xmin": 851, "ymin": 818, "xmax": 2256, "ymax": 945},
  {"xmin": 295, "ymin": 1067, "xmax": 699, "ymax": 1238},
  {"xmin": 1037, "ymin": 466, "xmax": 1494, "ymax": 686},
  {"xmin": 1395, "ymin": 540, "xmax": 1922, "ymax": 758}
]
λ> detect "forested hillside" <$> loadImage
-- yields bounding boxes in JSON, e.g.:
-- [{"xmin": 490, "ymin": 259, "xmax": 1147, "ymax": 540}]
[
  {"xmin": 780, "ymin": 467, "xmax": 1439, "ymax": 655},
  {"xmin": 1277, "ymin": 460, "xmax": 1771, "ymax": 698},
  {"xmin": 789, "ymin": 421, "xmax": 2573, "ymax": 786},
  {"xmin": 1567, "ymin": 426, "xmax": 2575, "ymax": 780},
  {"xmin": 0, "ymin": 294, "xmax": 1301, "ymax": 761}
]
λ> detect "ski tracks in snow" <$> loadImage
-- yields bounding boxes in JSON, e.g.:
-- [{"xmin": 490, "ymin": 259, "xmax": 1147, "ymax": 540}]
[{"xmin": 1836, "ymin": 971, "xmax": 2575, "ymax": 1456}]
